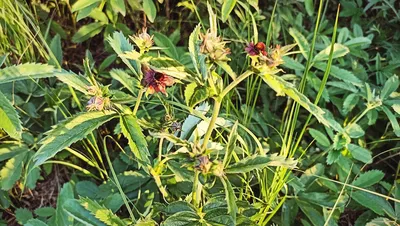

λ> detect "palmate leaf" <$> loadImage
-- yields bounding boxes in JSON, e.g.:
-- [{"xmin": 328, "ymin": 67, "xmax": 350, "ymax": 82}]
[
  {"xmin": 120, "ymin": 115, "xmax": 151, "ymax": 167},
  {"xmin": 32, "ymin": 111, "xmax": 117, "ymax": 168},
  {"xmin": 0, "ymin": 90, "xmax": 22, "ymax": 139},
  {"xmin": 0, "ymin": 63, "xmax": 56, "ymax": 84},
  {"xmin": 78, "ymin": 197, "xmax": 125, "ymax": 226},
  {"xmin": 260, "ymin": 73, "xmax": 343, "ymax": 132}
]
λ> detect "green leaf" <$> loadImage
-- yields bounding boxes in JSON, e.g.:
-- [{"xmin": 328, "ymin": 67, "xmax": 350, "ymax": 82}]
[
  {"xmin": 63, "ymin": 199, "xmax": 106, "ymax": 226},
  {"xmin": 0, "ymin": 144, "xmax": 28, "ymax": 161},
  {"xmin": 72, "ymin": 22, "xmax": 105, "ymax": 43},
  {"xmin": 220, "ymin": 177, "xmax": 237, "ymax": 222},
  {"xmin": 343, "ymin": 93, "xmax": 360, "ymax": 114},
  {"xmin": 188, "ymin": 24, "xmax": 206, "ymax": 80},
  {"xmin": 109, "ymin": 69, "xmax": 137, "ymax": 95},
  {"xmin": 366, "ymin": 217, "xmax": 396, "ymax": 226},
  {"xmin": 216, "ymin": 61, "xmax": 237, "ymax": 80},
  {"xmin": 148, "ymin": 56, "xmax": 192, "ymax": 81},
  {"xmin": 71, "ymin": 0, "xmax": 101, "ymax": 12},
  {"xmin": 120, "ymin": 115, "xmax": 151, "ymax": 167},
  {"xmin": 0, "ymin": 63, "xmax": 57, "ymax": 84},
  {"xmin": 76, "ymin": 181, "xmax": 99, "ymax": 199},
  {"xmin": 161, "ymin": 211, "xmax": 200, "ymax": 225},
  {"xmin": 48, "ymin": 34, "xmax": 63, "ymax": 67},
  {"xmin": 15, "ymin": 208, "xmax": 33, "ymax": 225},
  {"xmin": 313, "ymin": 44, "xmax": 349, "ymax": 62},
  {"xmin": 107, "ymin": 32, "xmax": 140, "ymax": 76},
  {"xmin": 298, "ymin": 192, "xmax": 348, "ymax": 208},
  {"xmin": 56, "ymin": 70, "xmax": 91, "ymax": 94},
  {"xmin": 79, "ymin": 197, "xmax": 125, "ymax": 226},
  {"xmin": 381, "ymin": 106, "xmax": 400, "ymax": 137},
  {"xmin": 345, "ymin": 123, "xmax": 365, "ymax": 138},
  {"xmin": 304, "ymin": 0, "xmax": 314, "ymax": 16},
  {"xmin": 99, "ymin": 54, "xmax": 117, "ymax": 72},
  {"xmin": 300, "ymin": 163, "xmax": 325, "ymax": 187},
  {"xmin": 153, "ymin": 32, "xmax": 179, "ymax": 61},
  {"xmin": 184, "ymin": 83, "xmax": 209, "ymax": 108},
  {"xmin": 56, "ymin": 182, "xmax": 74, "ymax": 226},
  {"xmin": 24, "ymin": 219, "xmax": 49, "ymax": 226},
  {"xmin": 314, "ymin": 63, "xmax": 363, "ymax": 87},
  {"xmin": 89, "ymin": 8, "xmax": 109, "ymax": 23},
  {"xmin": 34, "ymin": 207, "xmax": 55, "ymax": 217},
  {"xmin": 76, "ymin": 3, "xmax": 99, "ymax": 21},
  {"xmin": 0, "ymin": 90, "xmax": 22, "ymax": 139},
  {"xmin": 344, "ymin": 37, "xmax": 372, "ymax": 47},
  {"xmin": 167, "ymin": 161, "xmax": 194, "ymax": 182},
  {"xmin": 347, "ymin": 144, "xmax": 372, "ymax": 164},
  {"xmin": 260, "ymin": 73, "xmax": 342, "ymax": 131},
  {"xmin": 0, "ymin": 150, "xmax": 28, "ymax": 190},
  {"xmin": 142, "ymin": 0, "xmax": 157, "ymax": 23},
  {"xmin": 381, "ymin": 75, "xmax": 399, "ymax": 100},
  {"xmin": 289, "ymin": 28, "xmax": 310, "ymax": 59},
  {"xmin": 223, "ymin": 121, "xmax": 238, "ymax": 167},
  {"xmin": 296, "ymin": 200, "xmax": 325, "ymax": 226},
  {"xmin": 32, "ymin": 111, "xmax": 116, "ymax": 167},
  {"xmin": 162, "ymin": 201, "xmax": 196, "ymax": 215},
  {"xmin": 282, "ymin": 56, "xmax": 305, "ymax": 70},
  {"xmin": 309, "ymin": 128, "xmax": 330, "ymax": 147},
  {"xmin": 110, "ymin": 0, "xmax": 126, "ymax": 16},
  {"xmin": 225, "ymin": 154, "xmax": 296, "ymax": 174},
  {"xmin": 221, "ymin": 0, "xmax": 237, "ymax": 23},
  {"xmin": 352, "ymin": 170, "xmax": 384, "ymax": 188},
  {"xmin": 352, "ymin": 191, "xmax": 395, "ymax": 217}
]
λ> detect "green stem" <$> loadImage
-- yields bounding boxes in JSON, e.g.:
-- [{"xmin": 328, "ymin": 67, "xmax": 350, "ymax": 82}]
[
  {"xmin": 201, "ymin": 99, "xmax": 221, "ymax": 151},
  {"xmin": 219, "ymin": 71, "xmax": 254, "ymax": 100},
  {"xmin": 133, "ymin": 88, "xmax": 145, "ymax": 115},
  {"xmin": 192, "ymin": 171, "xmax": 201, "ymax": 207}
]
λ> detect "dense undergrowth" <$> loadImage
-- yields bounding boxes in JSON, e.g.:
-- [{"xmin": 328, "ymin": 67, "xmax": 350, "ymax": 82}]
[{"xmin": 0, "ymin": 0, "xmax": 400, "ymax": 225}]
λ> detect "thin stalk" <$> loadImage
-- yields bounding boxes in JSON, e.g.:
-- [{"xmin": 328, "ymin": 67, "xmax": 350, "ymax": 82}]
[
  {"xmin": 103, "ymin": 136, "xmax": 136, "ymax": 222},
  {"xmin": 133, "ymin": 89, "xmax": 145, "ymax": 115},
  {"xmin": 192, "ymin": 171, "xmax": 201, "ymax": 207},
  {"xmin": 44, "ymin": 161, "xmax": 100, "ymax": 180},
  {"xmin": 201, "ymin": 99, "xmax": 221, "ymax": 150}
]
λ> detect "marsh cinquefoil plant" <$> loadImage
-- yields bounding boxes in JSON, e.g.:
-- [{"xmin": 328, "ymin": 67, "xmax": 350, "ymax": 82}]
[{"xmin": 0, "ymin": 1, "xmax": 400, "ymax": 226}]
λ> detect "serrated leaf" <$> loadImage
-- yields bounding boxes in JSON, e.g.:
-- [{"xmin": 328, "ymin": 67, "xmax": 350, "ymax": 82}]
[
  {"xmin": 298, "ymin": 192, "xmax": 348, "ymax": 208},
  {"xmin": 352, "ymin": 191, "xmax": 395, "ymax": 217},
  {"xmin": 109, "ymin": 69, "xmax": 137, "ymax": 95},
  {"xmin": 0, "ymin": 63, "xmax": 56, "ymax": 84},
  {"xmin": 347, "ymin": 144, "xmax": 372, "ymax": 164},
  {"xmin": 107, "ymin": 32, "xmax": 140, "ymax": 75},
  {"xmin": 314, "ymin": 43, "xmax": 349, "ymax": 62},
  {"xmin": 120, "ymin": 115, "xmax": 151, "ymax": 167},
  {"xmin": 0, "ymin": 90, "xmax": 22, "ymax": 139},
  {"xmin": 34, "ymin": 207, "xmax": 55, "ymax": 217},
  {"xmin": 71, "ymin": 0, "xmax": 101, "ymax": 12},
  {"xmin": 161, "ymin": 211, "xmax": 200, "ymax": 226},
  {"xmin": 153, "ymin": 32, "xmax": 179, "ymax": 60},
  {"xmin": 32, "ymin": 111, "xmax": 116, "ymax": 167},
  {"xmin": 225, "ymin": 154, "xmax": 296, "ymax": 174},
  {"xmin": 220, "ymin": 177, "xmax": 237, "ymax": 222},
  {"xmin": 343, "ymin": 93, "xmax": 359, "ymax": 114},
  {"xmin": 184, "ymin": 83, "xmax": 209, "ymax": 108},
  {"xmin": 167, "ymin": 161, "xmax": 194, "ymax": 182},
  {"xmin": 352, "ymin": 170, "xmax": 384, "ymax": 188},
  {"xmin": 216, "ymin": 61, "xmax": 237, "ymax": 80},
  {"xmin": 300, "ymin": 163, "xmax": 325, "ymax": 187},
  {"xmin": 282, "ymin": 56, "xmax": 305, "ymax": 70},
  {"xmin": 148, "ymin": 56, "xmax": 191, "ymax": 81},
  {"xmin": 79, "ymin": 197, "xmax": 125, "ymax": 226},
  {"xmin": 289, "ymin": 28, "xmax": 310, "ymax": 59},
  {"xmin": 221, "ymin": 0, "xmax": 237, "ymax": 22},
  {"xmin": 261, "ymin": 73, "xmax": 342, "ymax": 131},
  {"xmin": 346, "ymin": 123, "xmax": 365, "ymax": 138},
  {"xmin": 162, "ymin": 201, "xmax": 196, "ymax": 215},
  {"xmin": 24, "ymin": 219, "xmax": 49, "ymax": 226},
  {"xmin": 188, "ymin": 24, "xmax": 206, "ymax": 80},
  {"xmin": 309, "ymin": 128, "xmax": 330, "ymax": 147},
  {"xmin": 0, "ymin": 144, "xmax": 28, "ymax": 161},
  {"xmin": 76, "ymin": 181, "xmax": 99, "ymax": 199},
  {"xmin": 15, "ymin": 208, "xmax": 33, "ymax": 225},
  {"xmin": 314, "ymin": 63, "xmax": 363, "ymax": 87},
  {"xmin": 56, "ymin": 70, "xmax": 91, "ymax": 94},
  {"xmin": 143, "ymin": 0, "xmax": 156, "ymax": 23},
  {"xmin": 0, "ymin": 150, "xmax": 28, "ymax": 190},
  {"xmin": 72, "ymin": 22, "xmax": 104, "ymax": 43},
  {"xmin": 64, "ymin": 199, "xmax": 106, "ymax": 226}
]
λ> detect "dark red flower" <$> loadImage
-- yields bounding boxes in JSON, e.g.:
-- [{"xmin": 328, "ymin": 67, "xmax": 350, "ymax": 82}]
[
  {"xmin": 245, "ymin": 42, "xmax": 267, "ymax": 56},
  {"xmin": 141, "ymin": 66, "xmax": 175, "ymax": 95}
]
